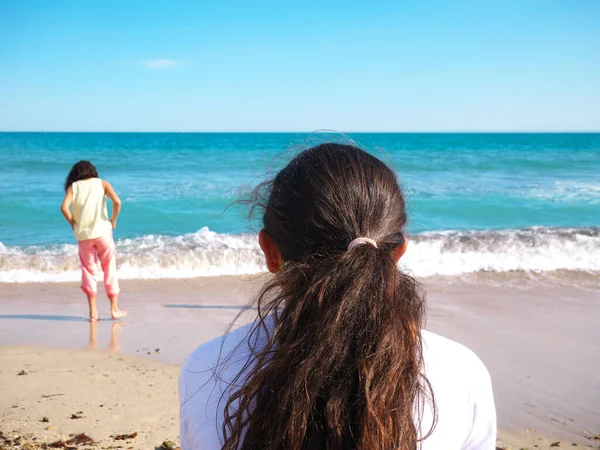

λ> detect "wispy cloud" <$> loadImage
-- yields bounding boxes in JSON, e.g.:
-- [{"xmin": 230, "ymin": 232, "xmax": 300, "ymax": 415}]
[{"xmin": 140, "ymin": 59, "xmax": 178, "ymax": 70}]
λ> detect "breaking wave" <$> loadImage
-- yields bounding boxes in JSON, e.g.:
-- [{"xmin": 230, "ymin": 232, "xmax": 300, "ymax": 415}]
[{"xmin": 1, "ymin": 226, "xmax": 599, "ymax": 283}]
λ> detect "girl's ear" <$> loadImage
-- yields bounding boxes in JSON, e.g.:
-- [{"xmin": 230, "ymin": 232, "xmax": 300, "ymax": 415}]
[
  {"xmin": 259, "ymin": 229, "xmax": 283, "ymax": 273},
  {"xmin": 392, "ymin": 237, "xmax": 408, "ymax": 263}
]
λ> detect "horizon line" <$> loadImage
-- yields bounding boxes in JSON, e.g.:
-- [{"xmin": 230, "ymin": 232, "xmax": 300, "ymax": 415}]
[{"xmin": 1, "ymin": 130, "xmax": 600, "ymax": 134}]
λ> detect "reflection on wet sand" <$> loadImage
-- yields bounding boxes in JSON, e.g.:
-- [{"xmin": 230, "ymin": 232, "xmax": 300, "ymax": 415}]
[{"xmin": 88, "ymin": 322, "xmax": 123, "ymax": 352}]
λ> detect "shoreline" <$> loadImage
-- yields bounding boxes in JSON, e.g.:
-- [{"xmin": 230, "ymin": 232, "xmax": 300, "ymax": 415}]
[
  {"xmin": 1, "ymin": 275, "xmax": 599, "ymax": 447},
  {"xmin": 2, "ymin": 267, "xmax": 599, "ymax": 287}
]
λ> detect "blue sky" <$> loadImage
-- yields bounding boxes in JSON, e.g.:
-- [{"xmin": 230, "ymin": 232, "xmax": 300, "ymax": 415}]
[{"xmin": 1, "ymin": 0, "xmax": 599, "ymax": 132}]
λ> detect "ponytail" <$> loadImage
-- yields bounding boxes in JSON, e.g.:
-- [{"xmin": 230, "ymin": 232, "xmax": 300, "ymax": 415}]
[{"xmin": 222, "ymin": 143, "xmax": 435, "ymax": 450}]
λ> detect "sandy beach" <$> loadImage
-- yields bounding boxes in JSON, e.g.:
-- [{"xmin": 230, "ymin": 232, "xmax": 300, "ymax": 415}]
[
  {"xmin": 0, "ymin": 347, "xmax": 180, "ymax": 449},
  {"xmin": 1, "ymin": 273, "xmax": 599, "ymax": 449},
  {"xmin": 2, "ymin": 0, "xmax": 599, "ymax": 446}
]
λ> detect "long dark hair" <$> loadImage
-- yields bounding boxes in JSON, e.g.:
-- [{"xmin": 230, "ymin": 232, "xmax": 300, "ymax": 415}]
[
  {"xmin": 64, "ymin": 160, "xmax": 99, "ymax": 191},
  {"xmin": 222, "ymin": 143, "xmax": 435, "ymax": 450}
]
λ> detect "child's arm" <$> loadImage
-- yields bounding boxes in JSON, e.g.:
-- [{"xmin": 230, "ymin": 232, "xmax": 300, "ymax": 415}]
[
  {"xmin": 103, "ymin": 180, "xmax": 122, "ymax": 228},
  {"xmin": 61, "ymin": 187, "xmax": 75, "ymax": 228}
]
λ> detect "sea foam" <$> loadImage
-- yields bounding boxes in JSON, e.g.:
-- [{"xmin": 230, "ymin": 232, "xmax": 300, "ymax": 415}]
[{"xmin": 1, "ymin": 226, "xmax": 598, "ymax": 283}]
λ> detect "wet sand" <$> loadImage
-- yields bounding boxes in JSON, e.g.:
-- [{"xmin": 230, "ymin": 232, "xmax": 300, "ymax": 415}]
[{"xmin": 1, "ymin": 274, "xmax": 599, "ymax": 448}]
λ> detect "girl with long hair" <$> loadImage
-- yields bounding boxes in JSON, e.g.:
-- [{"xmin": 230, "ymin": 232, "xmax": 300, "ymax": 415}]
[
  {"xmin": 61, "ymin": 160, "xmax": 127, "ymax": 322},
  {"xmin": 179, "ymin": 143, "xmax": 496, "ymax": 449}
]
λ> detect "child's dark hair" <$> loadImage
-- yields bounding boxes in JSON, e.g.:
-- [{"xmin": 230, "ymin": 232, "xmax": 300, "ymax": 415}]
[
  {"xmin": 64, "ymin": 160, "xmax": 99, "ymax": 191},
  {"xmin": 222, "ymin": 143, "xmax": 435, "ymax": 450}
]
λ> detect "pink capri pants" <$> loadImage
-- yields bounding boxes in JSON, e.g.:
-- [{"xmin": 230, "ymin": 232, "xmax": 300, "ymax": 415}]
[{"xmin": 78, "ymin": 233, "xmax": 120, "ymax": 297}]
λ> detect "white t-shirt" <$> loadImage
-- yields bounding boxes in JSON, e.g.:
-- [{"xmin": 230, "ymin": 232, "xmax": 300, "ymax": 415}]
[
  {"xmin": 179, "ymin": 319, "xmax": 496, "ymax": 450},
  {"xmin": 71, "ymin": 178, "xmax": 112, "ymax": 241}
]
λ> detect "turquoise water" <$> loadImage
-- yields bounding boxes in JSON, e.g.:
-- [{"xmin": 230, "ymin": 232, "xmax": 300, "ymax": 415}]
[{"xmin": 0, "ymin": 132, "xmax": 599, "ymax": 281}]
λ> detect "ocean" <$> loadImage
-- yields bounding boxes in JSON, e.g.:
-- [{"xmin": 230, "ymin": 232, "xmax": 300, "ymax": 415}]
[{"xmin": 0, "ymin": 132, "xmax": 598, "ymax": 283}]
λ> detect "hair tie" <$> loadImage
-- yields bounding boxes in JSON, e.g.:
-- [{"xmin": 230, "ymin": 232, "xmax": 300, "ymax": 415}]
[{"xmin": 347, "ymin": 237, "xmax": 378, "ymax": 251}]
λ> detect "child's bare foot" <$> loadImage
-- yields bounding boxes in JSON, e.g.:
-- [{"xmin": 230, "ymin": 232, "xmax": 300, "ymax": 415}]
[
  {"xmin": 111, "ymin": 309, "xmax": 127, "ymax": 320},
  {"xmin": 87, "ymin": 294, "xmax": 98, "ymax": 323}
]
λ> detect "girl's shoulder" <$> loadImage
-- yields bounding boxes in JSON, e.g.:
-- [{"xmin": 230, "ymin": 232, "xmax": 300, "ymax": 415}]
[
  {"xmin": 181, "ymin": 320, "xmax": 261, "ymax": 385},
  {"xmin": 179, "ymin": 316, "xmax": 274, "ymax": 403},
  {"xmin": 421, "ymin": 329, "xmax": 492, "ymax": 403},
  {"xmin": 422, "ymin": 330, "xmax": 490, "ymax": 378}
]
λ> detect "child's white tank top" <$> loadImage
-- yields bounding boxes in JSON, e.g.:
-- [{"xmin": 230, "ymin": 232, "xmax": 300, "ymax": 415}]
[{"xmin": 71, "ymin": 178, "xmax": 112, "ymax": 241}]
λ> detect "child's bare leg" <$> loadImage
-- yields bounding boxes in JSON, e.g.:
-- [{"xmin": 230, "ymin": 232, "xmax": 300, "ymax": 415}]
[
  {"xmin": 109, "ymin": 295, "xmax": 127, "ymax": 320},
  {"xmin": 88, "ymin": 294, "xmax": 99, "ymax": 322}
]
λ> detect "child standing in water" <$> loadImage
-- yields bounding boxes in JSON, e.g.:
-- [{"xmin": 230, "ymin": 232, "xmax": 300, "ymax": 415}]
[{"xmin": 60, "ymin": 160, "xmax": 127, "ymax": 322}]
